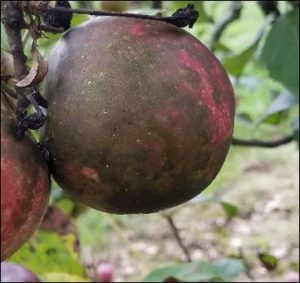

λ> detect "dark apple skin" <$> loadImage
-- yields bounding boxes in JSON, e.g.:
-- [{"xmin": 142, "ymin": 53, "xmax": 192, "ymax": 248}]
[{"xmin": 44, "ymin": 17, "xmax": 235, "ymax": 214}]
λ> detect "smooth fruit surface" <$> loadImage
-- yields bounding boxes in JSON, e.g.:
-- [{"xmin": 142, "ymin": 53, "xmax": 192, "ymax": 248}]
[
  {"xmin": 44, "ymin": 17, "xmax": 235, "ymax": 214},
  {"xmin": 1, "ymin": 98, "xmax": 50, "ymax": 260}
]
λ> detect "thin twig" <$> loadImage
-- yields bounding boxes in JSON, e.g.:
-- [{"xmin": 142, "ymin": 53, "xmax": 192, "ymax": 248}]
[
  {"xmin": 164, "ymin": 215, "xmax": 192, "ymax": 262},
  {"xmin": 1, "ymin": 2, "xmax": 31, "ymax": 123},
  {"xmin": 208, "ymin": 1, "xmax": 242, "ymax": 51},
  {"xmin": 231, "ymin": 135, "xmax": 294, "ymax": 148},
  {"xmin": 1, "ymin": 1, "xmax": 47, "ymax": 138},
  {"xmin": 45, "ymin": 4, "xmax": 199, "ymax": 28}
]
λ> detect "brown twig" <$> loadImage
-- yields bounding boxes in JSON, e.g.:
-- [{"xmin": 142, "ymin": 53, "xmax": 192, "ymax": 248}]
[
  {"xmin": 46, "ymin": 4, "xmax": 198, "ymax": 28},
  {"xmin": 4, "ymin": 1, "xmax": 199, "ymax": 32},
  {"xmin": 164, "ymin": 215, "xmax": 192, "ymax": 262},
  {"xmin": 1, "ymin": 1, "xmax": 48, "ymax": 138},
  {"xmin": 1, "ymin": 3, "xmax": 27, "ymax": 80},
  {"xmin": 208, "ymin": 1, "xmax": 242, "ymax": 51},
  {"xmin": 1, "ymin": 1, "xmax": 31, "ymax": 121},
  {"xmin": 231, "ymin": 135, "xmax": 294, "ymax": 148}
]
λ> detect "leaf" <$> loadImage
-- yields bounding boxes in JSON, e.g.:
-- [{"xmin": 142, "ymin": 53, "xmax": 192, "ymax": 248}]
[
  {"xmin": 258, "ymin": 253, "xmax": 278, "ymax": 271},
  {"xmin": 213, "ymin": 259, "xmax": 246, "ymax": 281},
  {"xmin": 214, "ymin": 42, "xmax": 231, "ymax": 52},
  {"xmin": 9, "ymin": 231, "xmax": 86, "ymax": 277},
  {"xmin": 16, "ymin": 44, "xmax": 48, "ymax": 88},
  {"xmin": 223, "ymin": 43, "xmax": 259, "ymax": 77},
  {"xmin": 143, "ymin": 266, "xmax": 180, "ymax": 282},
  {"xmin": 235, "ymin": 112, "xmax": 253, "ymax": 125},
  {"xmin": 220, "ymin": 202, "xmax": 238, "ymax": 218},
  {"xmin": 260, "ymin": 91, "xmax": 298, "ymax": 124},
  {"xmin": 142, "ymin": 259, "xmax": 245, "ymax": 282},
  {"xmin": 261, "ymin": 10, "xmax": 299, "ymax": 96},
  {"xmin": 1, "ymin": 22, "xmax": 9, "ymax": 51},
  {"xmin": 40, "ymin": 272, "xmax": 91, "ymax": 282},
  {"xmin": 223, "ymin": 16, "xmax": 270, "ymax": 77},
  {"xmin": 71, "ymin": 14, "xmax": 90, "ymax": 28}
]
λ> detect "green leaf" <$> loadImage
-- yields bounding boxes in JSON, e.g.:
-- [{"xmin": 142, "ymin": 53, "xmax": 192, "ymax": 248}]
[
  {"xmin": 260, "ymin": 91, "xmax": 298, "ymax": 124},
  {"xmin": 55, "ymin": 197, "xmax": 76, "ymax": 215},
  {"xmin": 258, "ymin": 253, "xmax": 278, "ymax": 271},
  {"xmin": 220, "ymin": 202, "xmax": 238, "ymax": 218},
  {"xmin": 40, "ymin": 272, "xmax": 91, "ymax": 282},
  {"xmin": 143, "ymin": 265, "xmax": 181, "ymax": 282},
  {"xmin": 223, "ymin": 43, "xmax": 259, "ymax": 77},
  {"xmin": 142, "ymin": 259, "xmax": 245, "ymax": 282},
  {"xmin": 235, "ymin": 113, "xmax": 253, "ymax": 125},
  {"xmin": 71, "ymin": 14, "xmax": 90, "ymax": 28},
  {"xmin": 1, "ymin": 22, "xmax": 9, "ymax": 51},
  {"xmin": 223, "ymin": 16, "xmax": 269, "ymax": 78},
  {"xmin": 214, "ymin": 42, "xmax": 231, "ymax": 53},
  {"xmin": 9, "ymin": 231, "xmax": 87, "ymax": 278},
  {"xmin": 261, "ymin": 10, "xmax": 299, "ymax": 96}
]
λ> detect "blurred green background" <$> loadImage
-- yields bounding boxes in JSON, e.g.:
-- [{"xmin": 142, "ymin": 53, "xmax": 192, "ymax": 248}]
[{"xmin": 2, "ymin": 1, "xmax": 299, "ymax": 282}]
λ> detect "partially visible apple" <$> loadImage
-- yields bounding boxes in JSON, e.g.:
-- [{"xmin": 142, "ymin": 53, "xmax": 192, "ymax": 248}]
[
  {"xmin": 96, "ymin": 263, "xmax": 114, "ymax": 282},
  {"xmin": 1, "ymin": 262, "xmax": 40, "ymax": 282},
  {"xmin": 1, "ymin": 97, "xmax": 50, "ymax": 261}
]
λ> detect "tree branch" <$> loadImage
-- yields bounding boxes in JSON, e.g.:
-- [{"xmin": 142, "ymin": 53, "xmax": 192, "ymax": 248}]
[
  {"xmin": 164, "ymin": 215, "xmax": 192, "ymax": 262},
  {"xmin": 1, "ymin": 2, "xmax": 31, "ymax": 124},
  {"xmin": 1, "ymin": 1, "xmax": 47, "ymax": 138},
  {"xmin": 208, "ymin": 1, "xmax": 242, "ymax": 51},
  {"xmin": 47, "ymin": 4, "xmax": 198, "ymax": 28},
  {"xmin": 231, "ymin": 135, "xmax": 294, "ymax": 148},
  {"xmin": 1, "ymin": 3, "xmax": 27, "ymax": 80},
  {"xmin": 16, "ymin": 2, "xmax": 199, "ymax": 29}
]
